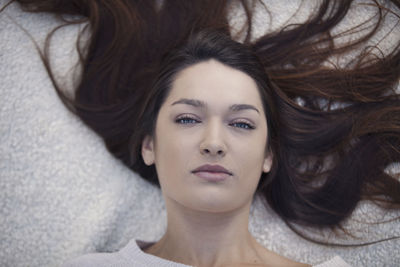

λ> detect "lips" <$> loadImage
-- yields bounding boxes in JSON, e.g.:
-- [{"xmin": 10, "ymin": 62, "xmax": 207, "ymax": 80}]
[
  {"xmin": 191, "ymin": 164, "xmax": 233, "ymax": 182},
  {"xmin": 192, "ymin": 164, "xmax": 233, "ymax": 175}
]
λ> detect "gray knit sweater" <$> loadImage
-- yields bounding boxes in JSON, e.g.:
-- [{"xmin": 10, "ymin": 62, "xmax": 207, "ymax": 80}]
[{"xmin": 62, "ymin": 240, "xmax": 352, "ymax": 267}]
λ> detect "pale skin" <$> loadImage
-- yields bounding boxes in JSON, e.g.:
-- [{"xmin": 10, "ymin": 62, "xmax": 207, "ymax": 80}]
[{"xmin": 141, "ymin": 59, "xmax": 309, "ymax": 267}]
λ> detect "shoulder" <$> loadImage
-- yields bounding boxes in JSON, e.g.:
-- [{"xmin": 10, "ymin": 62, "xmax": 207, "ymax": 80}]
[
  {"xmin": 255, "ymin": 242, "xmax": 350, "ymax": 267},
  {"xmin": 61, "ymin": 252, "xmax": 117, "ymax": 267},
  {"xmin": 313, "ymin": 256, "xmax": 352, "ymax": 267},
  {"xmin": 61, "ymin": 239, "xmax": 191, "ymax": 267},
  {"xmin": 61, "ymin": 240, "xmax": 145, "ymax": 267}
]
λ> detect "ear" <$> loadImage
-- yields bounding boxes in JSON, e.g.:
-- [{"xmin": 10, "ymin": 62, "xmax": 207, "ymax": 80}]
[
  {"xmin": 262, "ymin": 150, "xmax": 273, "ymax": 173},
  {"xmin": 141, "ymin": 135, "xmax": 155, "ymax": 166}
]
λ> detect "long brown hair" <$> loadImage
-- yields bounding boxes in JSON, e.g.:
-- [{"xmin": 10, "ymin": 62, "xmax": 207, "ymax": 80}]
[{"xmin": 10, "ymin": 0, "xmax": 400, "ymax": 244}]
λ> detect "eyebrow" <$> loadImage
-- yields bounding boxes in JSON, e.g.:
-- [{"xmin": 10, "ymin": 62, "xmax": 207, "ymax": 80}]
[
  {"xmin": 171, "ymin": 98, "xmax": 260, "ymax": 114},
  {"xmin": 171, "ymin": 98, "xmax": 205, "ymax": 108}
]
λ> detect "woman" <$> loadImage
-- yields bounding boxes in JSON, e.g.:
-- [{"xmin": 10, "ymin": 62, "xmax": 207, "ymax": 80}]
[
  {"xmin": 63, "ymin": 29, "xmax": 350, "ymax": 267},
  {"xmin": 8, "ymin": 0, "xmax": 400, "ymax": 266}
]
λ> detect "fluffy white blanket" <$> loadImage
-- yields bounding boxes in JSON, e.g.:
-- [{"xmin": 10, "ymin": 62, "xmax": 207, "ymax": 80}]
[{"xmin": 1, "ymin": 0, "xmax": 399, "ymax": 266}]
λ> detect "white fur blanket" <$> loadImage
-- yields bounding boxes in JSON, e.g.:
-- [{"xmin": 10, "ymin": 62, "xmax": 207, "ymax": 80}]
[{"xmin": 1, "ymin": 0, "xmax": 399, "ymax": 266}]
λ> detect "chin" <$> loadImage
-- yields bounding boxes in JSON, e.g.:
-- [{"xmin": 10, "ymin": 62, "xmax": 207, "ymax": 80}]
[{"xmin": 181, "ymin": 192, "xmax": 247, "ymax": 214}]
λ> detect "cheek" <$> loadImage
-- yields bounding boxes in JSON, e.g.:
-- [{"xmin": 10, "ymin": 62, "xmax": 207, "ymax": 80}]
[
  {"xmin": 153, "ymin": 126, "xmax": 195, "ymax": 185},
  {"xmin": 234, "ymin": 131, "xmax": 268, "ymax": 186}
]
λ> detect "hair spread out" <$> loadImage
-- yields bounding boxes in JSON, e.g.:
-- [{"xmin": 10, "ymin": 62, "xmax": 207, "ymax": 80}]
[{"xmin": 9, "ymin": 0, "xmax": 400, "ymax": 245}]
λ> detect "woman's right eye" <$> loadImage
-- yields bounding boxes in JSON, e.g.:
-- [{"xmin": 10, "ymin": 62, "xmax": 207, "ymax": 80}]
[{"xmin": 175, "ymin": 116, "xmax": 200, "ymax": 124}]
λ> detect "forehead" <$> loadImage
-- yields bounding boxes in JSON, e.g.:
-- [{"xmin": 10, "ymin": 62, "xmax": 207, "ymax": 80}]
[{"xmin": 166, "ymin": 60, "xmax": 264, "ymax": 110}]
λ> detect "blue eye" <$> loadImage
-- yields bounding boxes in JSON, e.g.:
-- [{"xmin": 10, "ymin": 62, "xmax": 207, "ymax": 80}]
[
  {"xmin": 175, "ymin": 116, "xmax": 200, "ymax": 124},
  {"xmin": 230, "ymin": 122, "xmax": 255, "ymax": 130}
]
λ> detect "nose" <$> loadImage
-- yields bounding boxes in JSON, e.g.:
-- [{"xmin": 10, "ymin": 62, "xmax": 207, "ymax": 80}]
[{"xmin": 199, "ymin": 119, "xmax": 227, "ymax": 157}]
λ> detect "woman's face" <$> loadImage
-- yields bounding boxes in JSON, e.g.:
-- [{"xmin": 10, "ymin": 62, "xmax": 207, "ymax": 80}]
[{"xmin": 142, "ymin": 59, "xmax": 272, "ymax": 213}]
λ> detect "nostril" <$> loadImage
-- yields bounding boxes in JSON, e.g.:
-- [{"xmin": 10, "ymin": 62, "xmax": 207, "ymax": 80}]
[{"xmin": 200, "ymin": 146, "xmax": 225, "ymax": 156}]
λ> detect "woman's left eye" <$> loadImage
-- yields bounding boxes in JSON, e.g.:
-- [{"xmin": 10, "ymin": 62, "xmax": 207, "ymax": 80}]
[{"xmin": 230, "ymin": 121, "xmax": 255, "ymax": 130}]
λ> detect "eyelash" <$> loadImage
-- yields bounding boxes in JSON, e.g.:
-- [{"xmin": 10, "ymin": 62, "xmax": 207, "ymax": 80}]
[
  {"xmin": 175, "ymin": 116, "xmax": 200, "ymax": 125},
  {"xmin": 175, "ymin": 115, "xmax": 255, "ymax": 130},
  {"xmin": 231, "ymin": 121, "xmax": 255, "ymax": 130}
]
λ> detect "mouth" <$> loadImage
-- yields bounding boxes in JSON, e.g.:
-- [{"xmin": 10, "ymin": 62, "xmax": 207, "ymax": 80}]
[{"xmin": 191, "ymin": 164, "xmax": 233, "ymax": 182}]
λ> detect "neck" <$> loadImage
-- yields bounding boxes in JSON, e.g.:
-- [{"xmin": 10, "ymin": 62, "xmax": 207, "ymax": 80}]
[{"xmin": 146, "ymin": 198, "xmax": 265, "ymax": 267}]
